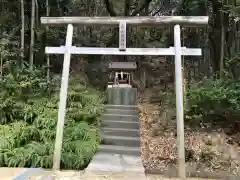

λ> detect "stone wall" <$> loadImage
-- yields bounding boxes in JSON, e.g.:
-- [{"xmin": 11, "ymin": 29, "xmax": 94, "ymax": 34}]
[{"xmin": 107, "ymin": 88, "xmax": 137, "ymax": 105}]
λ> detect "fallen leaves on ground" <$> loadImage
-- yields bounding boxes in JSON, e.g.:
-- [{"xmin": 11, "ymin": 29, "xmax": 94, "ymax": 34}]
[{"xmin": 139, "ymin": 102, "xmax": 240, "ymax": 177}]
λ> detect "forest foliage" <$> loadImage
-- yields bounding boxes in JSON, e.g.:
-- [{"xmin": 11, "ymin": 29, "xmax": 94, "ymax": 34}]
[
  {"xmin": 0, "ymin": 63, "xmax": 104, "ymax": 169},
  {"xmin": 185, "ymin": 52, "xmax": 240, "ymax": 130}
]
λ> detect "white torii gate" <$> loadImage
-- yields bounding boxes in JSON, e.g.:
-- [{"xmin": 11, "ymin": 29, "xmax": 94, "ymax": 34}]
[{"xmin": 41, "ymin": 16, "xmax": 208, "ymax": 179}]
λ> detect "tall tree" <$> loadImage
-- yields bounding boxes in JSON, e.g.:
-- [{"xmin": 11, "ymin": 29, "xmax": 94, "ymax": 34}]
[
  {"xmin": 46, "ymin": 0, "xmax": 50, "ymax": 81},
  {"xmin": 29, "ymin": 0, "xmax": 35, "ymax": 70},
  {"xmin": 35, "ymin": 0, "xmax": 39, "ymax": 27},
  {"xmin": 20, "ymin": 0, "xmax": 25, "ymax": 68}
]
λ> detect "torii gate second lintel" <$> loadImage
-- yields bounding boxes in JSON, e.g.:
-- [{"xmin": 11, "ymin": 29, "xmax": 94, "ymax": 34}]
[{"xmin": 41, "ymin": 16, "xmax": 209, "ymax": 179}]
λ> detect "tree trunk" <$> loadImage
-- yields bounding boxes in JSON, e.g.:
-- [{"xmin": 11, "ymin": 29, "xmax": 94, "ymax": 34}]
[
  {"xmin": 0, "ymin": 53, "xmax": 2, "ymax": 76},
  {"xmin": 46, "ymin": 0, "xmax": 50, "ymax": 81},
  {"xmin": 220, "ymin": 10, "xmax": 225, "ymax": 79},
  {"xmin": 29, "ymin": 0, "xmax": 35, "ymax": 70},
  {"xmin": 20, "ymin": 0, "xmax": 25, "ymax": 69},
  {"xmin": 209, "ymin": 0, "xmax": 222, "ymax": 77},
  {"xmin": 35, "ymin": 0, "xmax": 39, "ymax": 27}
]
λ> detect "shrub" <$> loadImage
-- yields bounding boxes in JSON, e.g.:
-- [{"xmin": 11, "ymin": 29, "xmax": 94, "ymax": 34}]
[
  {"xmin": 185, "ymin": 78, "xmax": 240, "ymax": 129},
  {"xmin": 0, "ymin": 66, "xmax": 104, "ymax": 169}
]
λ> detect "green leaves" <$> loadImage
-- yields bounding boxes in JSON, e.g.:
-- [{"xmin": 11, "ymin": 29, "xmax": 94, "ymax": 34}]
[
  {"xmin": 186, "ymin": 78, "xmax": 240, "ymax": 128},
  {"xmin": 0, "ymin": 67, "xmax": 104, "ymax": 169}
]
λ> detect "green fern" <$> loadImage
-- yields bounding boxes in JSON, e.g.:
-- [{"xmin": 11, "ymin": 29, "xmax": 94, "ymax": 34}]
[{"xmin": 0, "ymin": 69, "xmax": 104, "ymax": 169}]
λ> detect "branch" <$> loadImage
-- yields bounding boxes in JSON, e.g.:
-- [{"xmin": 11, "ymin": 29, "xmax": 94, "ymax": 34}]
[
  {"xmin": 125, "ymin": 0, "xmax": 131, "ymax": 16},
  {"xmin": 104, "ymin": 0, "xmax": 117, "ymax": 16},
  {"xmin": 131, "ymin": 0, "xmax": 153, "ymax": 16},
  {"xmin": 152, "ymin": 6, "xmax": 164, "ymax": 16}
]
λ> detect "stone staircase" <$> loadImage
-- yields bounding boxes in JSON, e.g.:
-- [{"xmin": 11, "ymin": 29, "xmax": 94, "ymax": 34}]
[
  {"xmin": 100, "ymin": 104, "xmax": 141, "ymax": 156},
  {"xmin": 86, "ymin": 88, "xmax": 144, "ymax": 173}
]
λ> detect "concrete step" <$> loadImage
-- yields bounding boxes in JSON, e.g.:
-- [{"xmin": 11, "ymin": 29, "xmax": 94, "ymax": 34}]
[
  {"xmin": 86, "ymin": 152, "xmax": 145, "ymax": 173},
  {"xmin": 99, "ymin": 145, "xmax": 141, "ymax": 156},
  {"xmin": 102, "ymin": 135, "xmax": 140, "ymax": 147},
  {"xmin": 105, "ymin": 104, "xmax": 138, "ymax": 111},
  {"xmin": 102, "ymin": 127, "xmax": 140, "ymax": 137},
  {"xmin": 103, "ymin": 114, "xmax": 139, "ymax": 122},
  {"xmin": 105, "ymin": 109, "xmax": 139, "ymax": 116},
  {"xmin": 102, "ymin": 120, "xmax": 139, "ymax": 129}
]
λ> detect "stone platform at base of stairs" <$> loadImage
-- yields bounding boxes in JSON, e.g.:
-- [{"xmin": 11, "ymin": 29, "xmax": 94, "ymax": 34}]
[
  {"xmin": 82, "ymin": 172, "xmax": 148, "ymax": 180},
  {"xmin": 86, "ymin": 152, "xmax": 145, "ymax": 173}
]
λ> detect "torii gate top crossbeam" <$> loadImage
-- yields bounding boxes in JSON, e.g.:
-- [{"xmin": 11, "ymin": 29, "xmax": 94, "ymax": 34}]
[{"xmin": 41, "ymin": 16, "xmax": 208, "ymax": 27}]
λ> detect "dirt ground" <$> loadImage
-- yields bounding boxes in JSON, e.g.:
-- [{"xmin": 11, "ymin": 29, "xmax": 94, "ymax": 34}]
[{"xmin": 139, "ymin": 87, "xmax": 240, "ymax": 179}]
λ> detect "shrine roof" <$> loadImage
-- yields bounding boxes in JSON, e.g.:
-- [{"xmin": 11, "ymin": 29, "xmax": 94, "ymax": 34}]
[{"xmin": 108, "ymin": 62, "xmax": 137, "ymax": 70}]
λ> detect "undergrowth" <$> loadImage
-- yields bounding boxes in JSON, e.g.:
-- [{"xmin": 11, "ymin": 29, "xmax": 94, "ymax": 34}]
[
  {"xmin": 185, "ymin": 54, "xmax": 240, "ymax": 130},
  {"xmin": 186, "ymin": 78, "xmax": 240, "ymax": 131},
  {"xmin": 0, "ymin": 66, "xmax": 104, "ymax": 169}
]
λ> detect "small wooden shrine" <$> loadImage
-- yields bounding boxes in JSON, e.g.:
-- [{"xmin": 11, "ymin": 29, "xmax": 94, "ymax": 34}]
[
  {"xmin": 108, "ymin": 62, "xmax": 137, "ymax": 88},
  {"xmin": 107, "ymin": 61, "xmax": 138, "ymax": 105}
]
